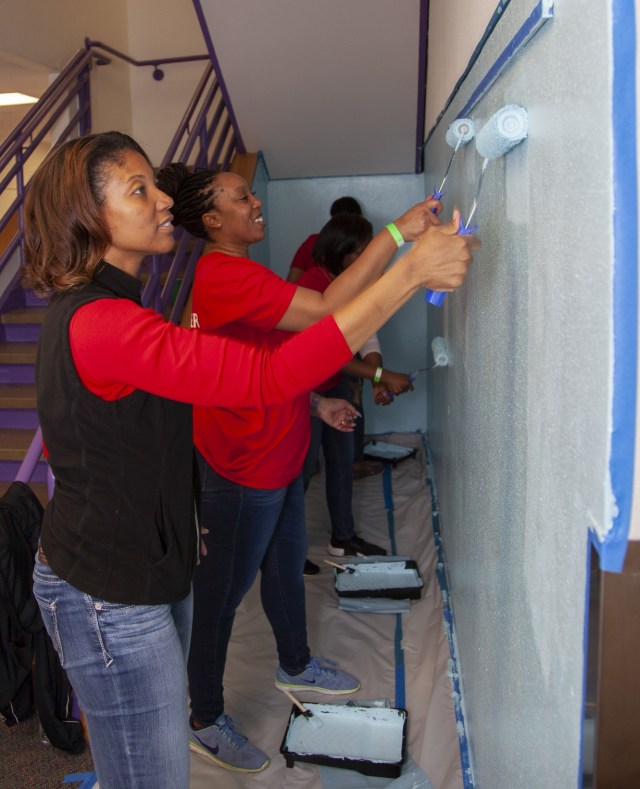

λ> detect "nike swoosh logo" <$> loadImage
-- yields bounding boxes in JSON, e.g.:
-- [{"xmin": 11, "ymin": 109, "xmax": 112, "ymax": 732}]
[{"xmin": 195, "ymin": 737, "xmax": 218, "ymax": 755}]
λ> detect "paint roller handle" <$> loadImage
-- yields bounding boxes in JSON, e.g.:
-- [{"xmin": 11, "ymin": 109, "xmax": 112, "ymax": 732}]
[
  {"xmin": 375, "ymin": 369, "xmax": 413, "ymax": 403},
  {"xmin": 384, "ymin": 370, "xmax": 417, "ymax": 399},
  {"xmin": 430, "ymin": 188, "xmax": 445, "ymax": 213},
  {"xmin": 424, "ymin": 219, "xmax": 478, "ymax": 306},
  {"xmin": 280, "ymin": 688, "xmax": 313, "ymax": 717}
]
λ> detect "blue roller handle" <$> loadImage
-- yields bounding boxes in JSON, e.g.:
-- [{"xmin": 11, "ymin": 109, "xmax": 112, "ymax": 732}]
[
  {"xmin": 424, "ymin": 221, "xmax": 477, "ymax": 306},
  {"xmin": 385, "ymin": 371, "xmax": 418, "ymax": 401},
  {"xmin": 430, "ymin": 188, "xmax": 444, "ymax": 214}
]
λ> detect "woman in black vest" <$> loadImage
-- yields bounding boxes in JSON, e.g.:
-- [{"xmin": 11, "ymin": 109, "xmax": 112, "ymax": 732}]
[{"xmin": 23, "ymin": 131, "xmax": 475, "ymax": 787}]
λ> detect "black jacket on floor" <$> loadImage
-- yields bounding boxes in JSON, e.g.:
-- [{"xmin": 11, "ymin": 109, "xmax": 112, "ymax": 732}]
[{"xmin": 0, "ymin": 481, "xmax": 84, "ymax": 753}]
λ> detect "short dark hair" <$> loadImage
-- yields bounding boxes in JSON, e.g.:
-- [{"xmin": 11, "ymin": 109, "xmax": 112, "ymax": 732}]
[
  {"xmin": 313, "ymin": 213, "xmax": 373, "ymax": 277},
  {"xmin": 329, "ymin": 196, "xmax": 362, "ymax": 217},
  {"xmin": 23, "ymin": 131, "xmax": 151, "ymax": 295}
]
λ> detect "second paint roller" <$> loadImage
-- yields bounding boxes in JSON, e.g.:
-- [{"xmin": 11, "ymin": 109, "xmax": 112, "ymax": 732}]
[
  {"xmin": 425, "ymin": 104, "xmax": 529, "ymax": 307},
  {"xmin": 431, "ymin": 118, "xmax": 475, "ymax": 203}
]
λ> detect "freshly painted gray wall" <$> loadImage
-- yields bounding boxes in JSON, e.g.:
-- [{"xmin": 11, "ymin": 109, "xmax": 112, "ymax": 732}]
[
  {"xmin": 266, "ymin": 175, "xmax": 428, "ymax": 435},
  {"xmin": 424, "ymin": 1, "xmax": 612, "ymax": 786}
]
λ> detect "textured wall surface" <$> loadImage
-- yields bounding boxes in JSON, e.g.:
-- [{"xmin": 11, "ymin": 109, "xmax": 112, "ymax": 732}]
[{"xmin": 424, "ymin": 1, "xmax": 613, "ymax": 786}]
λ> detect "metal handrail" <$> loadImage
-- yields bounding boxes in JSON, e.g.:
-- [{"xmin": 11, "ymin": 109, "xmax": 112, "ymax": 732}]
[
  {"xmin": 84, "ymin": 38, "xmax": 210, "ymax": 82},
  {"xmin": 1, "ymin": 40, "xmax": 245, "ymax": 491}
]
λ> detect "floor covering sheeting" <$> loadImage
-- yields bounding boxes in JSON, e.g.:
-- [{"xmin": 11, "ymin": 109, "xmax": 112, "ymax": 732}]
[{"xmin": 190, "ymin": 432, "xmax": 462, "ymax": 789}]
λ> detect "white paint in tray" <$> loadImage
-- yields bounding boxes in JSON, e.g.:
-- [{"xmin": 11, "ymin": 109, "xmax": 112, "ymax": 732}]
[
  {"xmin": 335, "ymin": 561, "xmax": 423, "ymax": 592},
  {"xmin": 284, "ymin": 704, "xmax": 405, "ymax": 764}
]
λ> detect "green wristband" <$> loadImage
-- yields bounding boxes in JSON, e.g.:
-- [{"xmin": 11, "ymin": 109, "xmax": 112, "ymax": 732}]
[
  {"xmin": 385, "ymin": 222, "xmax": 405, "ymax": 248},
  {"xmin": 373, "ymin": 366, "xmax": 383, "ymax": 384}
]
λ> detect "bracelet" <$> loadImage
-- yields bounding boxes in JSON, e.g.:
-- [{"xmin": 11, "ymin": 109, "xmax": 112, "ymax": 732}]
[
  {"xmin": 373, "ymin": 366, "xmax": 383, "ymax": 384},
  {"xmin": 310, "ymin": 394, "xmax": 322, "ymax": 411},
  {"xmin": 385, "ymin": 222, "xmax": 405, "ymax": 248}
]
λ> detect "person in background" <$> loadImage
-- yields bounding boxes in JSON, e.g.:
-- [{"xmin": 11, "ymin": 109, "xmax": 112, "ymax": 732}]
[
  {"xmin": 300, "ymin": 213, "xmax": 414, "ymax": 559},
  {"xmin": 158, "ymin": 163, "xmax": 477, "ymax": 774},
  {"xmin": 350, "ymin": 333, "xmax": 395, "ymax": 480},
  {"xmin": 286, "ymin": 196, "xmax": 362, "ymax": 283}
]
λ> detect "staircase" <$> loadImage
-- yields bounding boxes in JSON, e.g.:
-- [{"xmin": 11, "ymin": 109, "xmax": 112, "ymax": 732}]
[
  {"xmin": 0, "ymin": 43, "xmax": 246, "ymax": 502},
  {"xmin": 0, "ymin": 285, "xmax": 48, "ymax": 504}
]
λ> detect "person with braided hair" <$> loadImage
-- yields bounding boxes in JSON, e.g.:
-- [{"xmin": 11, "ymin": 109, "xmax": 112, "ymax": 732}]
[{"xmin": 157, "ymin": 162, "xmax": 477, "ymax": 773}]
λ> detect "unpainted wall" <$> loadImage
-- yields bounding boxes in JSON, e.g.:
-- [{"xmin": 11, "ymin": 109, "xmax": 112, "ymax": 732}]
[{"xmin": 424, "ymin": 1, "xmax": 613, "ymax": 786}]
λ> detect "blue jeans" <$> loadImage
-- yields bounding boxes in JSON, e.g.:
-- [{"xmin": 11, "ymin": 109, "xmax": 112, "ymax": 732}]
[
  {"xmin": 33, "ymin": 555, "xmax": 192, "ymax": 789},
  {"xmin": 188, "ymin": 453, "xmax": 310, "ymax": 726},
  {"xmin": 303, "ymin": 379, "xmax": 355, "ymax": 541}
]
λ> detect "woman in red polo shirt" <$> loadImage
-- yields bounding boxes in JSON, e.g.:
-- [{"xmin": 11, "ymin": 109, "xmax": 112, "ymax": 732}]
[{"xmin": 158, "ymin": 163, "xmax": 476, "ymax": 773}]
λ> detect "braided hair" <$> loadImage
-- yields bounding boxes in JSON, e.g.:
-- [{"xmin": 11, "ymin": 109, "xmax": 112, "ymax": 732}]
[{"xmin": 156, "ymin": 163, "xmax": 220, "ymax": 239}]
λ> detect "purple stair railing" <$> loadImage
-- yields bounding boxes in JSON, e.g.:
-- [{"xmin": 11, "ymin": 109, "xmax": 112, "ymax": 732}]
[{"xmin": 0, "ymin": 40, "xmax": 245, "ymax": 495}]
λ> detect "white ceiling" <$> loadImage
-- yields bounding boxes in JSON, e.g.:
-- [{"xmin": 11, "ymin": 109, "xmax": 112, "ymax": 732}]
[
  {"xmin": 0, "ymin": 52, "xmax": 51, "ymax": 142},
  {"xmin": 196, "ymin": 0, "xmax": 423, "ymax": 180}
]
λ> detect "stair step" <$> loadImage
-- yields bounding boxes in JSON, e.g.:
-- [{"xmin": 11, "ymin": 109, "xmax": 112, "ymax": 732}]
[
  {"xmin": 0, "ymin": 480, "xmax": 48, "ymax": 507},
  {"xmin": 0, "ymin": 363, "xmax": 34, "ymax": 384},
  {"xmin": 0, "ymin": 384, "xmax": 36, "ymax": 408},
  {"xmin": 0, "ymin": 307, "xmax": 45, "ymax": 325},
  {"xmin": 0, "ymin": 459, "xmax": 48, "ymax": 483},
  {"xmin": 0, "ymin": 427, "xmax": 43, "ymax": 461},
  {"xmin": 0, "ymin": 308, "xmax": 44, "ymax": 342},
  {"xmin": 0, "ymin": 342, "xmax": 37, "ymax": 364},
  {"xmin": 0, "ymin": 409, "xmax": 39, "ymax": 429}
]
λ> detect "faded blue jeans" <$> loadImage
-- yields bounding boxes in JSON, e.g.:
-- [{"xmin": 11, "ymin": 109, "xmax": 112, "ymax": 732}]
[
  {"xmin": 188, "ymin": 453, "xmax": 310, "ymax": 726},
  {"xmin": 33, "ymin": 554, "xmax": 192, "ymax": 789}
]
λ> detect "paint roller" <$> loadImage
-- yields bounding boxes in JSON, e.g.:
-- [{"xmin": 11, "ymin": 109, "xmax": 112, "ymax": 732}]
[
  {"xmin": 424, "ymin": 104, "xmax": 529, "ymax": 307},
  {"xmin": 384, "ymin": 338, "xmax": 449, "ymax": 403},
  {"xmin": 407, "ymin": 337, "xmax": 450, "ymax": 381},
  {"xmin": 430, "ymin": 118, "xmax": 475, "ymax": 205}
]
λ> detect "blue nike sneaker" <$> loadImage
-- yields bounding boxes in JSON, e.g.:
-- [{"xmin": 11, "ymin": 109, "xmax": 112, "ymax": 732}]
[{"xmin": 275, "ymin": 657, "xmax": 360, "ymax": 695}]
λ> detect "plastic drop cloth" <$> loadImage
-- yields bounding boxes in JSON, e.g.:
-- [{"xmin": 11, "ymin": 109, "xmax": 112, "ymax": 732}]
[{"xmin": 189, "ymin": 433, "xmax": 463, "ymax": 789}]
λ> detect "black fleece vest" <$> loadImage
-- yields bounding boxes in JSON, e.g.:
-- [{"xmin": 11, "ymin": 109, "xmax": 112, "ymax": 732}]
[{"xmin": 35, "ymin": 264, "xmax": 196, "ymax": 604}]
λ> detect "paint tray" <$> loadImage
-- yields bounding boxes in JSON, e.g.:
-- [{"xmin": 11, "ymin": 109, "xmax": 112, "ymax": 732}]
[
  {"xmin": 280, "ymin": 703, "xmax": 407, "ymax": 778},
  {"xmin": 333, "ymin": 558, "xmax": 423, "ymax": 600},
  {"xmin": 363, "ymin": 440, "xmax": 416, "ymax": 466}
]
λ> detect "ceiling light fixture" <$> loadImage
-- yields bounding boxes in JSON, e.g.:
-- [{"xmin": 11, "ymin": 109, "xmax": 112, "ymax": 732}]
[{"xmin": 0, "ymin": 92, "xmax": 38, "ymax": 107}]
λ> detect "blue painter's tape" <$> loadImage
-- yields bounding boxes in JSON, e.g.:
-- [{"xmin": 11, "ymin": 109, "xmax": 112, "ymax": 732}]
[
  {"xmin": 382, "ymin": 463, "xmax": 398, "ymax": 555},
  {"xmin": 423, "ymin": 434, "xmax": 474, "ymax": 788},
  {"xmin": 381, "ymin": 463, "xmax": 406, "ymax": 710},
  {"xmin": 457, "ymin": 0, "xmax": 554, "ymax": 121},
  {"xmin": 425, "ymin": 0, "xmax": 515, "ymax": 144},
  {"xmin": 64, "ymin": 773, "xmax": 98, "ymax": 788},
  {"xmin": 594, "ymin": 0, "xmax": 638, "ymax": 572},
  {"xmin": 394, "ymin": 614, "xmax": 406, "ymax": 710}
]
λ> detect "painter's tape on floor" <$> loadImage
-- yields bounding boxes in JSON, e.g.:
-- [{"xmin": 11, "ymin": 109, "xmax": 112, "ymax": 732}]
[
  {"xmin": 63, "ymin": 772, "xmax": 99, "ymax": 788},
  {"xmin": 383, "ymin": 463, "xmax": 407, "ymax": 713},
  {"xmin": 317, "ymin": 756, "xmax": 433, "ymax": 788}
]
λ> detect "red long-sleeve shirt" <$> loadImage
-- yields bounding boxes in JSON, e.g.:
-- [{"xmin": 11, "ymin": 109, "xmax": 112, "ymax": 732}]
[{"xmin": 69, "ymin": 297, "xmax": 351, "ymax": 409}]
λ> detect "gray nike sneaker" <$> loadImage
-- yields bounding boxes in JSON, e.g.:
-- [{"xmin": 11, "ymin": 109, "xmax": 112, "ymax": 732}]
[{"xmin": 189, "ymin": 713, "xmax": 269, "ymax": 772}]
